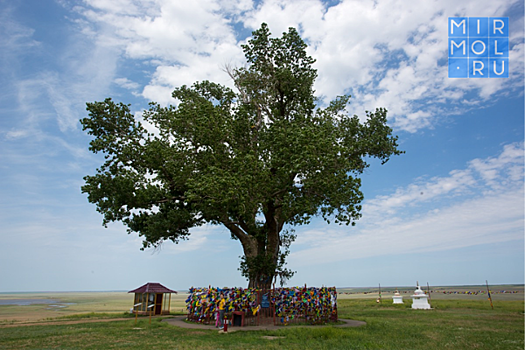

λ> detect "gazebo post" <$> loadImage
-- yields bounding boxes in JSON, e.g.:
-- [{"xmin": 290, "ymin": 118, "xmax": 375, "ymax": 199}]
[
  {"xmin": 168, "ymin": 293, "xmax": 172, "ymax": 314},
  {"xmin": 149, "ymin": 298, "xmax": 153, "ymax": 324}
]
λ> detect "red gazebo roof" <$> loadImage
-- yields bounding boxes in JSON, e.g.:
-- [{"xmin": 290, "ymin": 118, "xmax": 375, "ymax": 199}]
[{"xmin": 128, "ymin": 282, "xmax": 177, "ymax": 294}]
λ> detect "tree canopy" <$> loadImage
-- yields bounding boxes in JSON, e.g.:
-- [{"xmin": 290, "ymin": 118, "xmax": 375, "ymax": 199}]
[{"xmin": 80, "ymin": 23, "xmax": 403, "ymax": 288}]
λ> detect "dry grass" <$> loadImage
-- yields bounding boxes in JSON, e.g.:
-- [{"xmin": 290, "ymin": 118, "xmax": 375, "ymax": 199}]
[{"xmin": 0, "ymin": 292, "xmax": 188, "ymax": 324}]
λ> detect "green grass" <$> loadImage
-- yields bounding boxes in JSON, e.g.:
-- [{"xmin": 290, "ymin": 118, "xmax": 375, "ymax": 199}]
[
  {"xmin": 0, "ymin": 298, "xmax": 522, "ymax": 349},
  {"xmin": 336, "ymin": 299, "xmax": 524, "ymax": 349}
]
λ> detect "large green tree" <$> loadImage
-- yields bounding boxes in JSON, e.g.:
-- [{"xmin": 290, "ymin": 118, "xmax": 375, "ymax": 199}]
[{"xmin": 81, "ymin": 23, "xmax": 402, "ymax": 288}]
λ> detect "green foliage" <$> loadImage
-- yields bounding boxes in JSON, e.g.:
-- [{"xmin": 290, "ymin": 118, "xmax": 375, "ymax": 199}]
[{"xmin": 80, "ymin": 23, "xmax": 403, "ymax": 286}]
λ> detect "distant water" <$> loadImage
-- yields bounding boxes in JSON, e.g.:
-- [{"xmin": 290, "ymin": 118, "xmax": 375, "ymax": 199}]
[{"xmin": 0, "ymin": 299, "xmax": 60, "ymax": 306}]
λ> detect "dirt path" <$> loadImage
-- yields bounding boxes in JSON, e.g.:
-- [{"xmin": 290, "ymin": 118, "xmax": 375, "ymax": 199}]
[
  {"xmin": 1, "ymin": 316, "xmax": 366, "ymax": 330},
  {"xmin": 163, "ymin": 316, "xmax": 366, "ymax": 331}
]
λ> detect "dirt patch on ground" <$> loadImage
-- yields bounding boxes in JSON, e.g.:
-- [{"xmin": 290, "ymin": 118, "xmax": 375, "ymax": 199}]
[{"xmin": 163, "ymin": 316, "xmax": 366, "ymax": 331}]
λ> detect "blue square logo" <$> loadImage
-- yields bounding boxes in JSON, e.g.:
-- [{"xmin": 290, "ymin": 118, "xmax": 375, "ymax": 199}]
[
  {"xmin": 448, "ymin": 17, "xmax": 508, "ymax": 78},
  {"xmin": 469, "ymin": 17, "xmax": 488, "ymax": 37},
  {"xmin": 449, "ymin": 17, "xmax": 468, "ymax": 37},
  {"xmin": 469, "ymin": 38, "xmax": 489, "ymax": 57},
  {"xmin": 469, "ymin": 58, "xmax": 489, "ymax": 78},
  {"xmin": 489, "ymin": 58, "xmax": 509, "ymax": 78},
  {"xmin": 489, "ymin": 37, "xmax": 509, "ymax": 57},
  {"xmin": 490, "ymin": 17, "xmax": 508, "ymax": 37},
  {"xmin": 449, "ymin": 58, "xmax": 468, "ymax": 78},
  {"xmin": 449, "ymin": 38, "xmax": 468, "ymax": 57}
]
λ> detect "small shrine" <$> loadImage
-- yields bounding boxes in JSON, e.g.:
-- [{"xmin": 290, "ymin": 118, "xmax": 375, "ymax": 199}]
[
  {"xmin": 129, "ymin": 282, "xmax": 177, "ymax": 315},
  {"xmin": 392, "ymin": 290, "xmax": 403, "ymax": 304},
  {"xmin": 411, "ymin": 283, "xmax": 431, "ymax": 309}
]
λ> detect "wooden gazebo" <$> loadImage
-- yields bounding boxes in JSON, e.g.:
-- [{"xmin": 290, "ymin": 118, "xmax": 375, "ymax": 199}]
[{"xmin": 129, "ymin": 282, "xmax": 177, "ymax": 315}]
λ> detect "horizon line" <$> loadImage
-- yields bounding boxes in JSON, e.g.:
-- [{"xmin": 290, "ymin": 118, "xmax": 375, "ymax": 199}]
[{"xmin": 1, "ymin": 283, "xmax": 523, "ymax": 294}]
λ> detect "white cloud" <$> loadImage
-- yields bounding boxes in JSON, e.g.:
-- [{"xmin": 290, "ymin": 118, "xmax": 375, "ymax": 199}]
[
  {"xmin": 244, "ymin": 0, "xmax": 326, "ymax": 36},
  {"xmin": 0, "ymin": 5, "xmax": 40, "ymax": 69},
  {"xmin": 76, "ymin": 0, "xmax": 245, "ymax": 105},
  {"xmin": 469, "ymin": 142, "xmax": 525, "ymax": 188},
  {"xmin": 70, "ymin": 0, "xmax": 523, "ymax": 133},
  {"xmin": 5, "ymin": 129, "xmax": 29, "ymax": 139},
  {"xmin": 303, "ymin": 0, "xmax": 522, "ymax": 132},
  {"xmin": 290, "ymin": 142, "xmax": 524, "ymax": 266},
  {"xmin": 364, "ymin": 142, "xmax": 523, "ymax": 217},
  {"xmin": 2, "ymin": 9, "xmax": 121, "ymax": 136},
  {"xmin": 141, "ymin": 84, "xmax": 176, "ymax": 106},
  {"xmin": 114, "ymin": 77, "xmax": 140, "ymax": 90}
]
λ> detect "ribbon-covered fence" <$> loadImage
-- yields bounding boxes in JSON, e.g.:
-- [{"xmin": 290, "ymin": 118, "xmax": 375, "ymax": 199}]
[
  {"xmin": 186, "ymin": 286, "xmax": 337, "ymax": 326},
  {"xmin": 273, "ymin": 286, "xmax": 338, "ymax": 325}
]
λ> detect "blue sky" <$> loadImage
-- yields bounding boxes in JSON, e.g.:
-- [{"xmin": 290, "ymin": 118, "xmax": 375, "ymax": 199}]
[{"xmin": 0, "ymin": 0, "xmax": 523, "ymax": 292}]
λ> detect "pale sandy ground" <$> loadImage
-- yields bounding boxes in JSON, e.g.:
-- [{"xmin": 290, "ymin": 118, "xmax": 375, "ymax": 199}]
[{"xmin": 0, "ymin": 292, "xmax": 187, "ymax": 323}]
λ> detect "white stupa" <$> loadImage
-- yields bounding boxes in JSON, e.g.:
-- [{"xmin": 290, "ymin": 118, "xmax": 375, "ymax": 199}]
[
  {"xmin": 411, "ymin": 283, "xmax": 431, "ymax": 309},
  {"xmin": 392, "ymin": 290, "xmax": 403, "ymax": 304}
]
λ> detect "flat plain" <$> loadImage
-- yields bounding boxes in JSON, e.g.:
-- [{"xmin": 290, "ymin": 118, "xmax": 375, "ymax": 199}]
[
  {"xmin": 0, "ymin": 285, "xmax": 522, "ymax": 350},
  {"xmin": 0, "ymin": 285, "xmax": 524, "ymax": 325},
  {"xmin": 0, "ymin": 292, "xmax": 187, "ymax": 324},
  {"xmin": 1, "ymin": 285, "xmax": 522, "ymax": 324}
]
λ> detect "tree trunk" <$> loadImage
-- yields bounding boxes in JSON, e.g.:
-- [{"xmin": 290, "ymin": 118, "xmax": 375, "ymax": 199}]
[
  {"xmin": 243, "ymin": 228, "xmax": 280, "ymax": 289},
  {"xmin": 223, "ymin": 201, "xmax": 283, "ymax": 289}
]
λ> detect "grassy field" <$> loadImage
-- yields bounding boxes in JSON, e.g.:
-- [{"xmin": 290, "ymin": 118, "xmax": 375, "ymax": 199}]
[
  {"xmin": 0, "ymin": 287, "xmax": 523, "ymax": 349},
  {"xmin": 0, "ymin": 292, "xmax": 188, "ymax": 324},
  {"xmin": 337, "ymin": 284, "xmax": 524, "ymax": 301},
  {"xmin": 0, "ymin": 285, "xmax": 522, "ymax": 323}
]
